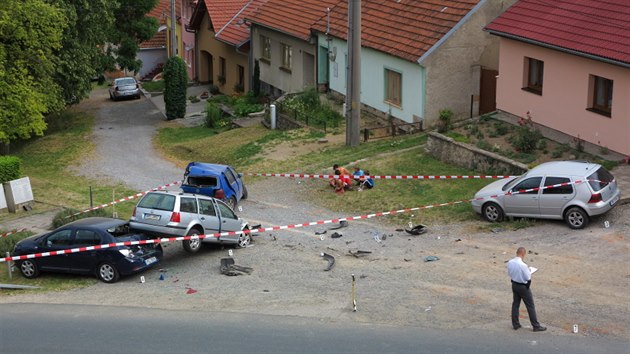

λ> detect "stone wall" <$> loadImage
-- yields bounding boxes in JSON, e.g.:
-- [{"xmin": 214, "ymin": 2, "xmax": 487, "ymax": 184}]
[{"xmin": 425, "ymin": 132, "xmax": 528, "ymax": 175}]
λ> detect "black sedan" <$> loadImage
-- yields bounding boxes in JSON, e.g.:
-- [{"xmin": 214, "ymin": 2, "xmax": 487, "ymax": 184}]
[{"xmin": 12, "ymin": 217, "xmax": 163, "ymax": 283}]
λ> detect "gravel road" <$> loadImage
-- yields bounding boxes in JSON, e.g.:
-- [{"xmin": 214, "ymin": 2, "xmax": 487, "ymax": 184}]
[{"xmin": 3, "ymin": 89, "xmax": 629, "ymax": 342}]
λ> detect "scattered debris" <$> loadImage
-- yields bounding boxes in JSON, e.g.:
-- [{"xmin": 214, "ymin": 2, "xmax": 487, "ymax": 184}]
[
  {"xmin": 351, "ymin": 274, "xmax": 357, "ymax": 312},
  {"xmin": 315, "ymin": 230, "xmax": 327, "ymax": 235},
  {"xmin": 329, "ymin": 220, "xmax": 349, "ymax": 230},
  {"xmin": 455, "ymin": 238, "xmax": 462, "ymax": 242},
  {"xmin": 425, "ymin": 306, "xmax": 432, "ymax": 312},
  {"xmin": 491, "ymin": 227, "xmax": 505, "ymax": 233},
  {"xmin": 263, "ymin": 289, "xmax": 270, "ymax": 292},
  {"xmin": 270, "ymin": 234, "xmax": 277, "ymax": 241},
  {"xmin": 0, "ymin": 283, "xmax": 41, "ymax": 290},
  {"xmin": 381, "ymin": 234, "xmax": 387, "ymax": 240},
  {"xmin": 359, "ymin": 274, "xmax": 367, "ymax": 279},
  {"xmin": 395, "ymin": 228, "xmax": 404, "ymax": 232},
  {"xmin": 321, "ymin": 252, "xmax": 335, "ymax": 271},
  {"xmin": 455, "ymin": 252, "xmax": 464, "ymax": 255},
  {"xmin": 345, "ymin": 240, "xmax": 354, "ymax": 245},
  {"xmin": 331, "ymin": 232, "xmax": 343, "ymax": 238},
  {"xmin": 159, "ymin": 274, "xmax": 165, "ymax": 281},
  {"xmin": 186, "ymin": 288, "xmax": 198, "ymax": 294},
  {"xmin": 405, "ymin": 224, "xmax": 427, "ymax": 235},
  {"xmin": 424, "ymin": 255, "xmax": 440, "ymax": 262},
  {"xmin": 220, "ymin": 257, "xmax": 254, "ymax": 276},
  {"xmin": 348, "ymin": 250, "xmax": 372, "ymax": 258},
  {"xmin": 404, "ymin": 258, "xmax": 412, "ymax": 262}
]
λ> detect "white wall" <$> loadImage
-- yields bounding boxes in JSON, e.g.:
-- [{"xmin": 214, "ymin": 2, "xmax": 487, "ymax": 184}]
[{"xmin": 319, "ymin": 34, "xmax": 425, "ymax": 123}]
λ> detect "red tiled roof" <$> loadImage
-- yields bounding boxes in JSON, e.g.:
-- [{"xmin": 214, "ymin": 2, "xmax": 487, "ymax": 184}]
[
  {"xmin": 140, "ymin": 0, "xmax": 182, "ymax": 49},
  {"xmin": 247, "ymin": 0, "xmax": 341, "ymax": 41},
  {"xmin": 312, "ymin": 0, "xmax": 480, "ymax": 62},
  {"xmin": 485, "ymin": 0, "xmax": 630, "ymax": 65}
]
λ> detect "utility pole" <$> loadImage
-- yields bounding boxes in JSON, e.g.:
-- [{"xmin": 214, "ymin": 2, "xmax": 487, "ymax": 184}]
[
  {"xmin": 345, "ymin": 0, "xmax": 361, "ymax": 146},
  {"xmin": 170, "ymin": 0, "xmax": 177, "ymax": 57}
]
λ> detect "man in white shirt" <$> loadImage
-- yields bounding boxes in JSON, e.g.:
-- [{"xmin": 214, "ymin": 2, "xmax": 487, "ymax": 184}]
[{"xmin": 507, "ymin": 247, "xmax": 546, "ymax": 332}]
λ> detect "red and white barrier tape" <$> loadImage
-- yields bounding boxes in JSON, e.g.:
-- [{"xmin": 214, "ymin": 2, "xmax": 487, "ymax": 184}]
[
  {"xmin": 0, "ymin": 228, "xmax": 28, "ymax": 239},
  {"xmin": 65, "ymin": 180, "xmax": 183, "ymax": 219},
  {"xmin": 1, "ymin": 179, "xmax": 592, "ymax": 263},
  {"xmin": 248, "ymin": 173, "xmax": 516, "ymax": 180}
]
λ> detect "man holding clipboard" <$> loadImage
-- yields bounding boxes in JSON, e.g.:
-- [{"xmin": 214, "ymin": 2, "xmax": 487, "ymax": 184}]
[{"xmin": 507, "ymin": 247, "xmax": 547, "ymax": 332}]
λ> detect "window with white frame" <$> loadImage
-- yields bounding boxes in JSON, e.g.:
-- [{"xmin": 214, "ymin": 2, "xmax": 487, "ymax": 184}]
[
  {"xmin": 281, "ymin": 43, "xmax": 292, "ymax": 70},
  {"xmin": 260, "ymin": 35, "xmax": 271, "ymax": 61},
  {"xmin": 385, "ymin": 68, "xmax": 402, "ymax": 106}
]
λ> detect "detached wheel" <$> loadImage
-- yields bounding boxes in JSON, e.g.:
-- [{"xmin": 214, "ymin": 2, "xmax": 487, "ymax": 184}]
[
  {"xmin": 482, "ymin": 202, "xmax": 504, "ymax": 223},
  {"xmin": 19, "ymin": 260, "xmax": 40, "ymax": 279},
  {"xmin": 226, "ymin": 196, "xmax": 237, "ymax": 210},
  {"xmin": 565, "ymin": 207, "xmax": 589, "ymax": 229},
  {"xmin": 237, "ymin": 228, "xmax": 251, "ymax": 248},
  {"xmin": 183, "ymin": 228, "xmax": 203, "ymax": 253},
  {"xmin": 97, "ymin": 262, "xmax": 120, "ymax": 283}
]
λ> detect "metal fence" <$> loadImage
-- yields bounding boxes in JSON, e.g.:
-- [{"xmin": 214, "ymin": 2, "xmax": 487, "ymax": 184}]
[{"xmin": 362, "ymin": 121, "xmax": 423, "ymax": 142}]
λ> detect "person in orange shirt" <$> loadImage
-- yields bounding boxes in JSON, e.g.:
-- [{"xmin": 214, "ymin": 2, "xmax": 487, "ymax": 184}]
[{"xmin": 329, "ymin": 164, "xmax": 351, "ymax": 187}]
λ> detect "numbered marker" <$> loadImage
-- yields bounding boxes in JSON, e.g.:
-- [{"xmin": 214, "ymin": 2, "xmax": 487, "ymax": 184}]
[
  {"xmin": 140, "ymin": 276, "xmax": 145, "ymax": 283},
  {"xmin": 408, "ymin": 222, "xmax": 413, "ymax": 228},
  {"xmin": 604, "ymin": 221, "xmax": 610, "ymax": 228},
  {"xmin": 228, "ymin": 249, "xmax": 233, "ymax": 257},
  {"xmin": 238, "ymin": 206, "xmax": 243, "ymax": 212},
  {"xmin": 320, "ymin": 235, "xmax": 325, "ymax": 241}
]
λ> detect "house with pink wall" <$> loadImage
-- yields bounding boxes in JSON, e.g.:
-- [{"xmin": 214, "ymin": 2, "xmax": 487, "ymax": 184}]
[{"xmin": 485, "ymin": 0, "xmax": 630, "ymax": 157}]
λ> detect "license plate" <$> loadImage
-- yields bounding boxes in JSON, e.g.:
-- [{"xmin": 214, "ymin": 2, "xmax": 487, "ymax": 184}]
[
  {"xmin": 144, "ymin": 214, "xmax": 160, "ymax": 221},
  {"xmin": 145, "ymin": 257, "xmax": 157, "ymax": 265},
  {"xmin": 610, "ymin": 195, "xmax": 619, "ymax": 206}
]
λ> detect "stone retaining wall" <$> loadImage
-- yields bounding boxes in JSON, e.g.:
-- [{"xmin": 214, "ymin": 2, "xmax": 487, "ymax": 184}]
[{"xmin": 425, "ymin": 132, "xmax": 528, "ymax": 175}]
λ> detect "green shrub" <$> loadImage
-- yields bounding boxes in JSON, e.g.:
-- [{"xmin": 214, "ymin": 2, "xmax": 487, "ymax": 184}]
[
  {"xmin": 209, "ymin": 85, "xmax": 220, "ymax": 95},
  {"xmin": 206, "ymin": 102, "xmax": 223, "ymax": 128},
  {"xmin": 510, "ymin": 117, "xmax": 542, "ymax": 153},
  {"xmin": 312, "ymin": 104, "xmax": 343, "ymax": 128},
  {"xmin": 52, "ymin": 208, "xmax": 110, "ymax": 229},
  {"xmin": 0, "ymin": 230, "xmax": 32, "ymax": 255},
  {"xmin": 0, "ymin": 156, "xmax": 21, "ymax": 183},
  {"xmin": 437, "ymin": 109, "xmax": 453, "ymax": 133},
  {"xmin": 233, "ymin": 83, "xmax": 244, "ymax": 93},
  {"xmin": 493, "ymin": 121, "xmax": 509, "ymax": 136},
  {"xmin": 446, "ymin": 132, "xmax": 470, "ymax": 143},
  {"xmin": 163, "ymin": 57, "xmax": 188, "ymax": 120}
]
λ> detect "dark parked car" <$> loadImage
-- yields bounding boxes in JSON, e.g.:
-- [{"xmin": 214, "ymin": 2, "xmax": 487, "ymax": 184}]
[
  {"xmin": 181, "ymin": 162, "xmax": 247, "ymax": 209},
  {"xmin": 108, "ymin": 77, "xmax": 141, "ymax": 101},
  {"xmin": 12, "ymin": 217, "xmax": 162, "ymax": 283}
]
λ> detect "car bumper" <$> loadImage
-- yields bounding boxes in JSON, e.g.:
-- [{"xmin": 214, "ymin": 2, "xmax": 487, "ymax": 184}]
[
  {"xmin": 129, "ymin": 221, "xmax": 187, "ymax": 238},
  {"xmin": 116, "ymin": 251, "xmax": 163, "ymax": 276},
  {"xmin": 113, "ymin": 89, "xmax": 140, "ymax": 98},
  {"xmin": 586, "ymin": 191, "xmax": 621, "ymax": 216}
]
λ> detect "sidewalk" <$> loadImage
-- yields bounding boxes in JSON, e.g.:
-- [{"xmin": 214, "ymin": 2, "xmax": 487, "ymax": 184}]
[
  {"xmin": 611, "ymin": 163, "xmax": 630, "ymax": 204},
  {"xmin": 143, "ymin": 84, "xmax": 211, "ymax": 124}
]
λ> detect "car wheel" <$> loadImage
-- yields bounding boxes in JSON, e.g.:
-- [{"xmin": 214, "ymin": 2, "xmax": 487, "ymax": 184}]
[
  {"xmin": 565, "ymin": 207, "xmax": 589, "ymax": 229},
  {"xmin": 482, "ymin": 202, "xmax": 504, "ymax": 223},
  {"xmin": 226, "ymin": 196, "xmax": 237, "ymax": 210},
  {"xmin": 19, "ymin": 260, "xmax": 40, "ymax": 279},
  {"xmin": 242, "ymin": 185, "xmax": 248, "ymax": 200},
  {"xmin": 237, "ymin": 228, "xmax": 251, "ymax": 248},
  {"xmin": 97, "ymin": 262, "xmax": 120, "ymax": 283},
  {"xmin": 183, "ymin": 228, "xmax": 203, "ymax": 253}
]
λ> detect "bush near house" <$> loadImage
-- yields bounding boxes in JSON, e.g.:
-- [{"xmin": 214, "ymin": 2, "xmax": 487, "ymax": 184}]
[
  {"xmin": 163, "ymin": 57, "xmax": 188, "ymax": 120},
  {"xmin": 280, "ymin": 88, "xmax": 343, "ymax": 128},
  {"xmin": 0, "ymin": 156, "xmax": 21, "ymax": 183}
]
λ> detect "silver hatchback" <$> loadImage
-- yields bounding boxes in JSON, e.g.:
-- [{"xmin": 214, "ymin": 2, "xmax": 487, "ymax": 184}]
[
  {"xmin": 472, "ymin": 161, "xmax": 621, "ymax": 229},
  {"xmin": 129, "ymin": 191, "xmax": 251, "ymax": 253},
  {"xmin": 109, "ymin": 77, "xmax": 141, "ymax": 101}
]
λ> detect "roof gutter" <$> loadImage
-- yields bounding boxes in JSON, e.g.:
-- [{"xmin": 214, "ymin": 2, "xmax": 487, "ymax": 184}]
[
  {"xmin": 417, "ymin": 0, "xmax": 487, "ymax": 65},
  {"xmin": 485, "ymin": 30, "xmax": 630, "ymax": 69}
]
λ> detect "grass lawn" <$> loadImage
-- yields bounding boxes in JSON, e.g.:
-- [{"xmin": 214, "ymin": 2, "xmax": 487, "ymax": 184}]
[{"xmin": 156, "ymin": 124, "xmax": 492, "ymax": 226}]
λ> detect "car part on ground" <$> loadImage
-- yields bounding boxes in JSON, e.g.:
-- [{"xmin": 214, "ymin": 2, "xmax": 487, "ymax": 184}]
[
  {"xmin": 181, "ymin": 162, "xmax": 247, "ymax": 209},
  {"xmin": 471, "ymin": 161, "xmax": 621, "ymax": 229},
  {"xmin": 321, "ymin": 252, "xmax": 335, "ymax": 271},
  {"xmin": 220, "ymin": 257, "xmax": 253, "ymax": 276},
  {"xmin": 129, "ymin": 190, "xmax": 251, "ymax": 253},
  {"xmin": 12, "ymin": 217, "xmax": 162, "ymax": 283}
]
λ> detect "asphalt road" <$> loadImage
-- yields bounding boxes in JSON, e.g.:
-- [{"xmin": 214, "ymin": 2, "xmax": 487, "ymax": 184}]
[{"xmin": 1, "ymin": 303, "xmax": 628, "ymax": 354}]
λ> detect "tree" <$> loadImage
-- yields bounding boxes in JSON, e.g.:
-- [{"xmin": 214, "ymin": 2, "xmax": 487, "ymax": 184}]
[
  {"xmin": 50, "ymin": 0, "xmax": 118, "ymax": 105},
  {"xmin": 0, "ymin": 0, "xmax": 66, "ymax": 144},
  {"xmin": 163, "ymin": 56, "xmax": 188, "ymax": 120},
  {"xmin": 108, "ymin": 0, "xmax": 159, "ymax": 74}
]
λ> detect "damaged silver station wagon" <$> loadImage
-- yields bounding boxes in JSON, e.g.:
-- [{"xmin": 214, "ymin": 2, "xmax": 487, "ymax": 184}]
[{"xmin": 472, "ymin": 161, "xmax": 621, "ymax": 229}]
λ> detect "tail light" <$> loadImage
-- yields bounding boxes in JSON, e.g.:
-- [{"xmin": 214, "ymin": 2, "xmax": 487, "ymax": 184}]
[
  {"xmin": 588, "ymin": 193, "xmax": 602, "ymax": 203},
  {"xmin": 170, "ymin": 212, "xmax": 181, "ymax": 222},
  {"xmin": 215, "ymin": 189, "xmax": 225, "ymax": 199}
]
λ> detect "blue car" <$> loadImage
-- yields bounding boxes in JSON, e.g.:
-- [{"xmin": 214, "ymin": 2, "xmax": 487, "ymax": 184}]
[
  {"xmin": 12, "ymin": 217, "xmax": 163, "ymax": 283},
  {"xmin": 181, "ymin": 162, "xmax": 248, "ymax": 209}
]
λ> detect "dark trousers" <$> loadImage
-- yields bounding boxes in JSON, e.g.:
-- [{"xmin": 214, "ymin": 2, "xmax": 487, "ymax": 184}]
[{"xmin": 511, "ymin": 282, "xmax": 541, "ymax": 328}]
